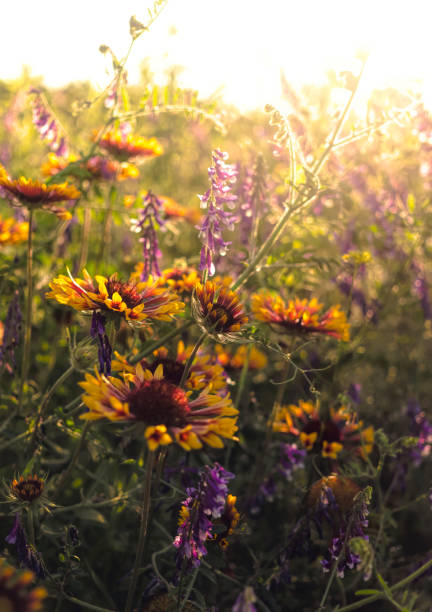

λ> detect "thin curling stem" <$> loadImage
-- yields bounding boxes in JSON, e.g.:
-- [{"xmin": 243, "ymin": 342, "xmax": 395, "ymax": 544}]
[{"xmin": 125, "ymin": 450, "xmax": 156, "ymax": 612}]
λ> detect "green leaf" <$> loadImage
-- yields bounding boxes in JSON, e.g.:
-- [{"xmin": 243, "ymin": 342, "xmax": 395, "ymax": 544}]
[
  {"xmin": 75, "ymin": 508, "xmax": 107, "ymax": 525},
  {"xmin": 355, "ymin": 589, "xmax": 381, "ymax": 596}
]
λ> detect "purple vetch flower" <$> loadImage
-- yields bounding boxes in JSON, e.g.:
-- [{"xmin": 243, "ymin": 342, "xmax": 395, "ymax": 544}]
[
  {"xmin": 131, "ymin": 190, "xmax": 165, "ymax": 281},
  {"xmin": 278, "ymin": 443, "xmax": 306, "ymax": 481},
  {"xmin": 248, "ymin": 476, "xmax": 277, "ymax": 516},
  {"xmin": 407, "ymin": 400, "xmax": 432, "ymax": 465},
  {"xmin": 236, "ymin": 155, "xmax": 267, "ymax": 247},
  {"xmin": 0, "ymin": 290, "xmax": 22, "ymax": 373},
  {"xmin": 348, "ymin": 383, "xmax": 362, "ymax": 404},
  {"xmin": 5, "ymin": 514, "xmax": 45, "ymax": 579},
  {"xmin": 29, "ymin": 88, "xmax": 68, "ymax": 156},
  {"xmin": 232, "ymin": 586, "xmax": 258, "ymax": 612},
  {"xmin": 173, "ymin": 462, "xmax": 234, "ymax": 571},
  {"xmin": 90, "ymin": 311, "xmax": 112, "ymax": 374},
  {"xmin": 197, "ymin": 149, "xmax": 238, "ymax": 276}
]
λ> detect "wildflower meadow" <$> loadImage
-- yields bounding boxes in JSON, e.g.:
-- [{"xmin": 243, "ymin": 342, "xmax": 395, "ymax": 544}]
[{"xmin": 1, "ymin": 5, "xmax": 432, "ymax": 611}]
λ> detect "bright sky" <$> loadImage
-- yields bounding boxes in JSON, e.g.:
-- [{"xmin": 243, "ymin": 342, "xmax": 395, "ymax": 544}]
[{"xmin": 2, "ymin": 0, "xmax": 432, "ymax": 112}]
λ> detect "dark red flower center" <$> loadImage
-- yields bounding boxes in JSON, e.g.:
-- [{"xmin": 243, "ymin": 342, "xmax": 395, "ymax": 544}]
[
  {"xmin": 127, "ymin": 379, "xmax": 190, "ymax": 427},
  {"xmin": 105, "ymin": 277, "xmax": 143, "ymax": 308},
  {"xmin": 12, "ymin": 477, "xmax": 44, "ymax": 502},
  {"xmin": 144, "ymin": 358, "xmax": 185, "ymax": 386}
]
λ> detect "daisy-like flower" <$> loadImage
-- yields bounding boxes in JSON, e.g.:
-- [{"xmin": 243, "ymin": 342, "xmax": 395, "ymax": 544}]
[
  {"xmin": 192, "ymin": 280, "xmax": 248, "ymax": 342},
  {"xmin": 112, "ymin": 340, "xmax": 227, "ymax": 393},
  {"xmin": 0, "ymin": 214, "xmax": 29, "ymax": 246},
  {"xmin": 41, "ymin": 152, "xmax": 139, "ymax": 182},
  {"xmin": 79, "ymin": 363, "xmax": 238, "ymax": 451},
  {"xmin": 0, "ymin": 166, "xmax": 80, "ymax": 219},
  {"xmin": 273, "ymin": 400, "xmax": 374, "ymax": 459},
  {"xmin": 46, "ymin": 269, "xmax": 184, "ymax": 325},
  {"xmin": 10, "ymin": 475, "xmax": 44, "ymax": 503},
  {"xmin": 0, "ymin": 559, "xmax": 46, "ymax": 611},
  {"xmin": 251, "ymin": 293, "xmax": 350, "ymax": 341},
  {"xmin": 98, "ymin": 128, "xmax": 163, "ymax": 162}
]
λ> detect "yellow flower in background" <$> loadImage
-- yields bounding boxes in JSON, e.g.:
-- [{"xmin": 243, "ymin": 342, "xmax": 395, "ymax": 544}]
[
  {"xmin": 0, "ymin": 214, "xmax": 29, "ymax": 246},
  {"xmin": 79, "ymin": 363, "xmax": 238, "ymax": 451},
  {"xmin": 251, "ymin": 293, "xmax": 350, "ymax": 341},
  {"xmin": 98, "ymin": 129, "xmax": 163, "ymax": 162},
  {"xmin": 0, "ymin": 558, "xmax": 47, "ymax": 611},
  {"xmin": 46, "ymin": 269, "xmax": 184, "ymax": 325},
  {"xmin": 214, "ymin": 344, "xmax": 268, "ymax": 370},
  {"xmin": 273, "ymin": 400, "xmax": 374, "ymax": 459}
]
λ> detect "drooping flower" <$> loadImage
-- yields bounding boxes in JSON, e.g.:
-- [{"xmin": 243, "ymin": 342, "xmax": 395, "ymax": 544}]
[
  {"xmin": 79, "ymin": 363, "xmax": 238, "ymax": 451},
  {"xmin": 90, "ymin": 311, "xmax": 112, "ymax": 374},
  {"xmin": 273, "ymin": 400, "xmax": 374, "ymax": 459},
  {"xmin": 173, "ymin": 463, "xmax": 234, "ymax": 570},
  {"xmin": 192, "ymin": 280, "xmax": 248, "ymax": 342},
  {"xmin": 5, "ymin": 515, "xmax": 45, "ymax": 579},
  {"xmin": 0, "ymin": 166, "xmax": 79, "ymax": 219},
  {"xmin": 46, "ymin": 269, "xmax": 184, "ymax": 326},
  {"xmin": 112, "ymin": 340, "xmax": 228, "ymax": 393},
  {"xmin": 197, "ymin": 149, "xmax": 238, "ymax": 276},
  {"xmin": 0, "ymin": 291, "xmax": 22, "ymax": 374},
  {"xmin": 0, "ymin": 558, "xmax": 46, "ymax": 611},
  {"xmin": 97, "ymin": 128, "xmax": 163, "ymax": 162},
  {"xmin": 30, "ymin": 88, "xmax": 68, "ymax": 156},
  {"xmin": 251, "ymin": 293, "xmax": 350, "ymax": 341},
  {"xmin": 130, "ymin": 191, "xmax": 165, "ymax": 281},
  {"xmin": 0, "ymin": 214, "xmax": 29, "ymax": 246}
]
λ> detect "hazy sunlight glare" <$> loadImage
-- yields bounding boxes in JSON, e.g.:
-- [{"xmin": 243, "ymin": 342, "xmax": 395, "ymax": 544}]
[{"xmin": 2, "ymin": 0, "xmax": 432, "ymax": 111}]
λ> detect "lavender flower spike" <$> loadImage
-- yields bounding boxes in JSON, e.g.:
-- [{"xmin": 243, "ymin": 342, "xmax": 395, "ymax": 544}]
[
  {"xmin": 30, "ymin": 88, "xmax": 68, "ymax": 157},
  {"xmin": 173, "ymin": 462, "xmax": 234, "ymax": 571},
  {"xmin": 197, "ymin": 149, "xmax": 238, "ymax": 276},
  {"xmin": 90, "ymin": 311, "xmax": 112, "ymax": 374},
  {"xmin": 131, "ymin": 190, "xmax": 165, "ymax": 281}
]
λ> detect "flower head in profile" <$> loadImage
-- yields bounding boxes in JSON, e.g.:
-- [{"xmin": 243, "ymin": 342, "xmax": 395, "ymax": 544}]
[
  {"xmin": 10, "ymin": 475, "xmax": 45, "ymax": 504},
  {"xmin": 113, "ymin": 340, "xmax": 227, "ymax": 393},
  {"xmin": 273, "ymin": 400, "xmax": 374, "ymax": 459},
  {"xmin": 79, "ymin": 363, "xmax": 238, "ymax": 451},
  {"xmin": 46, "ymin": 269, "xmax": 184, "ymax": 325},
  {"xmin": 192, "ymin": 280, "xmax": 248, "ymax": 342},
  {"xmin": 0, "ymin": 214, "xmax": 29, "ymax": 246},
  {"xmin": 0, "ymin": 558, "xmax": 46, "ymax": 611},
  {"xmin": 98, "ymin": 128, "xmax": 163, "ymax": 162},
  {"xmin": 0, "ymin": 165, "xmax": 79, "ymax": 218},
  {"xmin": 251, "ymin": 293, "xmax": 350, "ymax": 341}
]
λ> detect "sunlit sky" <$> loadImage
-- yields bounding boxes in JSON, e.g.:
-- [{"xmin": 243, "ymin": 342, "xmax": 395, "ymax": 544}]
[{"xmin": 2, "ymin": 0, "xmax": 432, "ymax": 112}]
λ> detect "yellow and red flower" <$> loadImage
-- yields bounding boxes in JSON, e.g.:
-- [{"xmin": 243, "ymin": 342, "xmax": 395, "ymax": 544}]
[
  {"xmin": 0, "ymin": 559, "xmax": 46, "ymax": 611},
  {"xmin": 214, "ymin": 344, "xmax": 268, "ymax": 371},
  {"xmin": 112, "ymin": 340, "xmax": 227, "ymax": 393},
  {"xmin": 46, "ymin": 269, "xmax": 184, "ymax": 325},
  {"xmin": 0, "ymin": 165, "xmax": 79, "ymax": 218},
  {"xmin": 41, "ymin": 152, "xmax": 78, "ymax": 177},
  {"xmin": 10, "ymin": 474, "xmax": 45, "ymax": 503},
  {"xmin": 192, "ymin": 280, "xmax": 248, "ymax": 342},
  {"xmin": 133, "ymin": 265, "xmax": 201, "ymax": 297},
  {"xmin": 159, "ymin": 195, "xmax": 201, "ymax": 224},
  {"xmin": 273, "ymin": 400, "xmax": 374, "ymax": 459},
  {"xmin": 98, "ymin": 129, "xmax": 163, "ymax": 162},
  {"xmin": 251, "ymin": 293, "xmax": 350, "ymax": 341},
  {"xmin": 79, "ymin": 363, "xmax": 238, "ymax": 451},
  {"xmin": 41, "ymin": 152, "xmax": 139, "ymax": 182},
  {"xmin": 0, "ymin": 214, "xmax": 29, "ymax": 246}
]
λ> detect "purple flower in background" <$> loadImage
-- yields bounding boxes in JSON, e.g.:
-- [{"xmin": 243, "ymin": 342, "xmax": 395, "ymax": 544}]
[
  {"xmin": 131, "ymin": 190, "xmax": 165, "ymax": 281},
  {"xmin": 197, "ymin": 149, "xmax": 238, "ymax": 276},
  {"xmin": 411, "ymin": 262, "xmax": 432, "ymax": 320},
  {"xmin": 348, "ymin": 383, "xmax": 362, "ymax": 405},
  {"xmin": 5, "ymin": 514, "xmax": 45, "ymax": 579},
  {"xmin": 236, "ymin": 155, "xmax": 267, "ymax": 247},
  {"xmin": 232, "ymin": 586, "xmax": 258, "ymax": 612},
  {"xmin": 30, "ymin": 88, "xmax": 68, "ymax": 156},
  {"xmin": 90, "ymin": 311, "xmax": 112, "ymax": 374},
  {"xmin": 0, "ymin": 290, "xmax": 22, "ymax": 373},
  {"xmin": 407, "ymin": 400, "xmax": 432, "ymax": 465},
  {"xmin": 173, "ymin": 462, "xmax": 234, "ymax": 570},
  {"xmin": 278, "ymin": 443, "xmax": 306, "ymax": 481}
]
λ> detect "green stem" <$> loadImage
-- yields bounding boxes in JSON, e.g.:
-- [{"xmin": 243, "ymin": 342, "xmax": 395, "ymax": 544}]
[
  {"xmin": 130, "ymin": 320, "xmax": 193, "ymax": 364},
  {"xmin": 178, "ymin": 332, "xmax": 206, "ymax": 388},
  {"xmin": 178, "ymin": 566, "xmax": 199, "ymax": 612},
  {"xmin": 76, "ymin": 205, "xmax": 92, "ymax": 273},
  {"xmin": 30, "ymin": 365, "xmax": 75, "ymax": 450},
  {"xmin": 18, "ymin": 208, "xmax": 34, "ymax": 413},
  {"xmin": 62, "ymin": 595, "xmax": 116, "ymax": 612},
  {"xmin": 334, "ymin": 556, "xmax": 432, "ymax": 612},
  {"xmin": 54, "ymin": 421, "xmax": 91, "ymax": 499},
  {"xmin": 27, "ymin": 505, "xmax": 35, "ymax": 547},
  {"xmin": 124, "ymin": 450, "xmax": 156, "ymax": 612}
]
